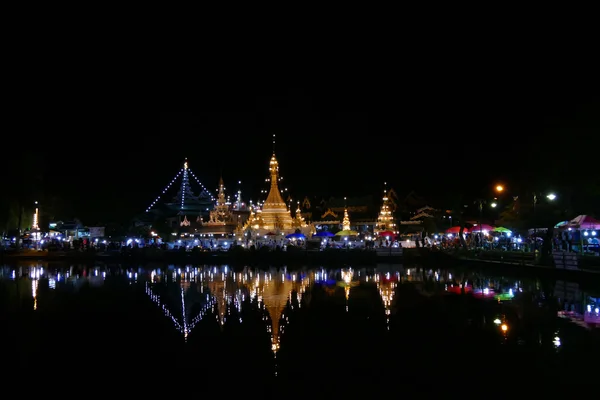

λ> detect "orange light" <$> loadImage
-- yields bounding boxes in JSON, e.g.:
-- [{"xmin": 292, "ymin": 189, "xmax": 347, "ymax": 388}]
[
  {"xmin": 501, "ymin": 324, "xmax": 508, "ymax": 332},
  {"xmin": 495, "ymin": 185, "xmax": 504, "ymax": 193}
]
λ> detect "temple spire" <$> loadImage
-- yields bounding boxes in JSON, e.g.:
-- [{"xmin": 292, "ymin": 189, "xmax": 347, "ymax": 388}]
[
  {"xmin": 261, "ymin": 137, "xmax": 294, "ymax": 231},
  {"xmin": 375, "ymin": 182, "xmax": 397, "ymax": 234}
]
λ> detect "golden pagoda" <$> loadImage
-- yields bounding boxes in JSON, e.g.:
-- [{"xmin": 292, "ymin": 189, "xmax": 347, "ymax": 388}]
[
  {"xmin": 204, "ymin": 176, "xmax": 233, "ymax": 225},
  {"xmin": 342, "ymin": 207, "xmax": 351, "ymax": 231},
  {"xmin": 292, "ymin": 202, "xmax": 307, "ymax": 228},
  {"xmin": 259, "ymin": 135, "xmax": 293, "ymax": 232},
  {"xmin": 375, "ymin": 182, "xmax": 397, "ymax": 234}
]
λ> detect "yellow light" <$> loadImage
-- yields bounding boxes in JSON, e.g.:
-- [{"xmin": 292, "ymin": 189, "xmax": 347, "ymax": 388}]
[
  {"xmin": 501, "ymin": 324, "xmax": 508, "ymax": 332},
  {"xmin": 495, "ymin": 185, "xmax": 504, "ymax": 192}
]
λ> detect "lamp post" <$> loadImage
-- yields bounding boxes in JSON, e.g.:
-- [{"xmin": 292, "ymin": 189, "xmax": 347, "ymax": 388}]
[
  {"xmin": 532, "ymin": 192, "xmax": 557, "ymax": 255},
  {"xmin": 474, "ymin": 199, "xmax": 486, "ymax": 248}
]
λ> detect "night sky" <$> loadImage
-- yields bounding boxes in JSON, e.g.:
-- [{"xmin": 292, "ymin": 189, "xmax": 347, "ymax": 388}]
[{"xmin": 6, "ymin": 83, "xmax": 599, "ymax": 224}]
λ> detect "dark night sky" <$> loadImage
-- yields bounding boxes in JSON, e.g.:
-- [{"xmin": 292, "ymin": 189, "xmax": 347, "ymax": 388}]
[{"xmin": 7, "ymin": 78, "xmax": 599, "ymax": 224}]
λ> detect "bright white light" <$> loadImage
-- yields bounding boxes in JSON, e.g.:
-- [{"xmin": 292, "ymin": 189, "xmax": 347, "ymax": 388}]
[{"xmin": 546, "ymin": 193, "xmax": 556, "ymax": 201}]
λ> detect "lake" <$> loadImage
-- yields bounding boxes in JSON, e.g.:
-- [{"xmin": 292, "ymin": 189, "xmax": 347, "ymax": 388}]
[{"xmin": 1, "ymin": 261, "xmax": 598, "ymax": 394}]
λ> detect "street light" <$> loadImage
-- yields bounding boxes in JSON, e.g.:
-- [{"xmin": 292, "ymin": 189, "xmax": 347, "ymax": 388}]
[
  {"xmin": 495, "ymin": 185, "xmax": 504, "ymax": 193},
  {"xmin": 532, "ymin": 192, "xmax": 557, "ymax": 257},
  {"xmin": 491, "ymin": 202, "xmax": 497, "ymax": 208}
]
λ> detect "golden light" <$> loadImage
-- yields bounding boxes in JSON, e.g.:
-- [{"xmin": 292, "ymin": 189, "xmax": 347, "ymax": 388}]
[
  {"xmin": 501, "ymin": 323, "xmax": 508, "ymax": 332},
  {"xmin": 495, "ymin": 185, "xmax": 504, "ymax": 193}
]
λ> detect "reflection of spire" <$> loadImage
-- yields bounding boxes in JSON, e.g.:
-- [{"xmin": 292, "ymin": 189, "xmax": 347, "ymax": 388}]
[
  {"xmin": 207, "ymin": 274, "xmax": 227, "ymax": 328},
  {"xmin": 145, "ymin": 269, "xmax": 213, "ymax": 338},
  {"xmin": 181, "ymin": 287, "xmax": 188, "ymax": 339},
  {"xmin": 375, "ymin": 272, "xmax": 396, "ymax": 330},
  {"xmin": 340, "ymin": 268, "xmax": 357, "ymax": 312},
  {"xmin": 32, "ymin": 279, "xmax": 38, "ymax": 311},
  {"xmin": 246, "ymin": 269, "xmax": 311, "ymax": 353}
]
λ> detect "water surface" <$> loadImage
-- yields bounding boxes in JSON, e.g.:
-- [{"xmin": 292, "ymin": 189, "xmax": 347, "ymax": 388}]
[{"xmin": 1, "ymin": 262, "xmax": 598, "ymax": 393}]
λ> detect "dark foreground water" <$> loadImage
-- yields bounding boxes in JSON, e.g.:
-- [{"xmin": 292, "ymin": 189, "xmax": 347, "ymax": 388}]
[{"xmin": 1, "ymin": 262, "xmax": 599, "ymax": 394}]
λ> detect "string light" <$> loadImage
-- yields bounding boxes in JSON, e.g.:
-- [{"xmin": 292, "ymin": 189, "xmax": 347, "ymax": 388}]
[
  {"xmin": 145, "ymin": 160, "xmax": 216, "ymax": 213},
  {"xmin": 145, "ymin": 168, "xmax": 183, "ymax": 212},
  {"xmin": 145, "ymin": 281, "xmax": 214, "ymax": 338}
]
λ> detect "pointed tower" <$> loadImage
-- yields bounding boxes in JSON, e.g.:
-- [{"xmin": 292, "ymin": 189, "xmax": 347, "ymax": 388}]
[
  {"xmin": 205, "ymin": 176, "xmax": 233, "ymax": 225},
  {"xmin": 244, "ymin": 205, "xmax": 265, "ymax": 230},
  {"xmin": 144, "ymin": 158, "xmax": 214, "ymax": 220},
  {"xmin": 342, "ymin": 208, "xmax": 351, "ymax": 231},
  {"xmin": 375, "ymin": 182, "xmax": 397, "ymax": 234},
  {"xmin": 292, "ymin": 201, "xmax": 307, "ymax": 228},
  {"xmin": 260, "ymin": 135, "xmax": 293, "ymax": 232}
]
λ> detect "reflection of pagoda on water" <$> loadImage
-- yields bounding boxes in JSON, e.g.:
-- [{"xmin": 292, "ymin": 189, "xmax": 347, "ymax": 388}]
[
  {"xmin": 144, "ymin": 268, "xmax": 216, "ymax": 339},
  {"xmin": 375, "ymin": 272, "xmax": 397, "ymax": 329},
  {"xmin": 206, "ymin": 271, "xmax": 228, "ymax": 328},
  {"xmin": 340, "ymin": 269, "xmax": 359, "ymax": 312},
  {"xmin": 245, "ymin": 268, "xmax": 311, "ymax": 353}
]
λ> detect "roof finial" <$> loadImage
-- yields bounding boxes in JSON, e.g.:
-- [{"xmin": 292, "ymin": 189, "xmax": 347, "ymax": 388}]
[{"xmin": 272, "ymin": 134, "xmax": 276, "ymax": 154}]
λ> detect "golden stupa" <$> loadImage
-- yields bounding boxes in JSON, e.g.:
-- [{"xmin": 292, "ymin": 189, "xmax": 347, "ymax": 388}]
[{"xmin": 259, "ymin": 135, "xmax": 294, "ymax": 232}]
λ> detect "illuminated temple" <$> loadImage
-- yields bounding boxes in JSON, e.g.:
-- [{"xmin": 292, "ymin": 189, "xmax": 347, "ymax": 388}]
[{"xmin": 254, "ymin": 137, "xmax": 294, "ymax": 232}]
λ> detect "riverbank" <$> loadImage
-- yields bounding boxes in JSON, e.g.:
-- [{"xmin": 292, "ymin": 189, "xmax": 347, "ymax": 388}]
[
  {"xmin": 448, "ymin": 249, "xmax": 600, "ymax": 272},
  {"xmin": 431, "ymin": 249, "xmax": 600, "ymax": 287}
]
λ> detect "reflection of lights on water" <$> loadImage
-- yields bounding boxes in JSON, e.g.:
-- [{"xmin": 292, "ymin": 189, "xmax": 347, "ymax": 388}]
[
  {"xmin": 32, "ymin": 279, "xmax": 38, "ymax": 310},
  {"xmin": 553, "ymin": 336, "xmax": 561, "ymax": 347},
  {"xmin": 145, "ymin": 282, "xmax": 213, "ymax": 339}
]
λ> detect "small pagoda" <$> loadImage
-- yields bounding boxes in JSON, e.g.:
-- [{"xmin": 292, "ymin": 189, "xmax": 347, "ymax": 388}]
[
  {"xmin": 204, "ymin": 176, "xmax": 234, "ymax": 226},
  {"xmin": 374, "ymin": 182, "xmax": 398, "ymax": 235},
  {"xmin": 342, "ymin": 207, "xmax": 351, "ymax": 231}
]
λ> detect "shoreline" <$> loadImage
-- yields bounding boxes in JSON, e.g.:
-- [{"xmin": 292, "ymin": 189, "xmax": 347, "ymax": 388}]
[
  {"xmin": 0, "ymin": 248, "xmax": 410, "ymax": 266},
  {"xmin": 3, "ymin": 249, "xmax": 599, "ymax": 281}
]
